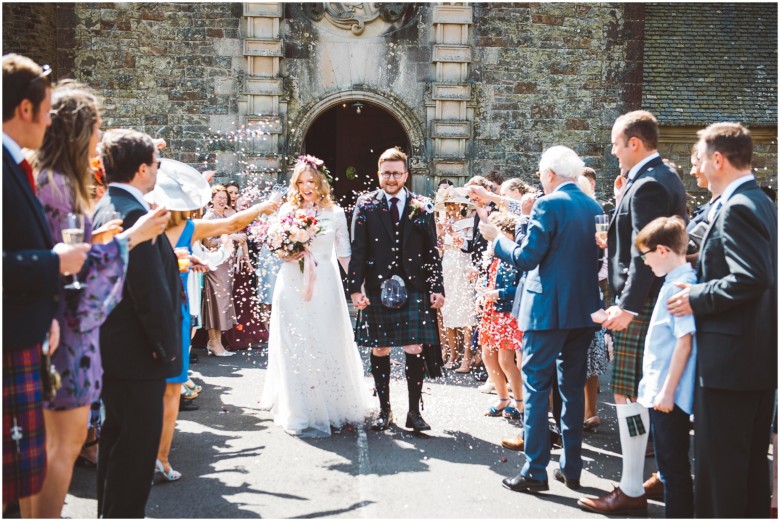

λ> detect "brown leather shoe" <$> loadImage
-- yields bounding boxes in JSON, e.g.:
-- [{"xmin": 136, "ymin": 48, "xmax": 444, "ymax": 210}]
[
  {"xmin": 501, "ymin": 435, "xmax": 524, "ymax": 451},
  {"xmin": 643, "ymin": 473, "xmax": 664, "ymax": 501},
  {"xmin": 577, "ymin": 486, "xmax": 648, "ymax": 516}
]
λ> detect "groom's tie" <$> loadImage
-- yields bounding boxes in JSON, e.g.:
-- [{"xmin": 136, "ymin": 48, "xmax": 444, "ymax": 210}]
[{"xmin": 390, "ymin": 197, "xmax": 400, "ymax": 224}]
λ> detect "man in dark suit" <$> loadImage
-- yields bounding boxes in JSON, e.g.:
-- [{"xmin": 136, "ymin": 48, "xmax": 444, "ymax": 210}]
[
  {"xmin": 349, "ymin": 147, "xmax": 445, "ymax": 432},
  {"xmin": 581, "ymin": 111, "xmax": 687, "ymax": 514},
  {"xmin": 668, "ymin": 123, "xmax": 777, "ymax": 518},
  {"xmin": 480, "ymin": 145, "xmax": 602, "ymax": 493},
  {"xmin": 2, "ymin": 54, "xmax": 89, "ymax": 516},
  {"xmin": 92, "ymin": 129, "xmax": 180, "ymax": 518}
]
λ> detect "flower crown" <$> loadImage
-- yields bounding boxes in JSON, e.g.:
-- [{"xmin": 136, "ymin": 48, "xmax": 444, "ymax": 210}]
[{"xmin": 296, "ymin": 154, "xmax": 333, "ymax": 184}]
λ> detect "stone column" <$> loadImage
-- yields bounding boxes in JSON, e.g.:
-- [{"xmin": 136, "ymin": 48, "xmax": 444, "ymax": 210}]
[
  {"xmin": 242, "ymin": 3, "xmax": 286, "ymax": 183},
  {"xmin": 426, "ymin": 3, "xmax": 474, "ymax": 186}
]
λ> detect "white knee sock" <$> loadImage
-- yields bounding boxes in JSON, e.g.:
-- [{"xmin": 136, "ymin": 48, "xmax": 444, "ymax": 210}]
[{"xmin": 616, "ymin": 402, "xmax": 649, "ymax": 498}]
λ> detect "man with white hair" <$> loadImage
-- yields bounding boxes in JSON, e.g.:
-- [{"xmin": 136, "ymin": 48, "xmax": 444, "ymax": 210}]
[{"xmin": 480, "ymin": 146, "xmax": 602, "ymax": 493}]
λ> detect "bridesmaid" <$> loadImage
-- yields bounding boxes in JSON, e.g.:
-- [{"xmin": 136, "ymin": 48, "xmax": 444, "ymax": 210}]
[{"xmin": 29, "ymin": 81, "xmax": 168, "ymax": 518}]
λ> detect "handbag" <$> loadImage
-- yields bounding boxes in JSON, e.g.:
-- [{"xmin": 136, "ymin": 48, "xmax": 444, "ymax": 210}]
[
  {"xmin": 40, "ymin": 334, "xmax": 62, "ymax": 402},
  {"xmin": 380, "ymin": 275, "xmax": 408, "ymax": 309}
]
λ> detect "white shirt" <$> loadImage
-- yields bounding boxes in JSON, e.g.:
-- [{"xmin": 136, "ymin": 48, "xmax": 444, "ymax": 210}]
[
  {"xmin": 382, "ymin": 187, "xmax": 407, "ymax": 217},
  {"xmin": 2, "ymin": 132, "xmax": 24, "ymax": 164},
  {"xmin": 627, "ymin": 151, "xmax": 661, "ymax": 181},
  {"xmin": 109, "ymin": 182, "xmax": 150, "ymax": 211}
]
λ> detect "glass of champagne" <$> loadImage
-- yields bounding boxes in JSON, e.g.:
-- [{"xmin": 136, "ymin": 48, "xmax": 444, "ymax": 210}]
[
  {"xmin": 595, "ymin": 214, "xmax": 609, "ymax": 245},
  {"xmin": 62, "ymin": 213, "xmax": 85, "ymax": 290}
]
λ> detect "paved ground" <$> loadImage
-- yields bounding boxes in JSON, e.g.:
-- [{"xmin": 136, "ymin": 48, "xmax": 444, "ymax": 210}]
[{"xmin": 63, "ymin": 344, "xmax": 667, "ymax": 519}]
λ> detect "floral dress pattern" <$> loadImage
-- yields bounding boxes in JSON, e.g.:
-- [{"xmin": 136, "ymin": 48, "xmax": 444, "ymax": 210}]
[{"xmin": 37, "ymin": 171, "xmax": 128, "ymax": 410}]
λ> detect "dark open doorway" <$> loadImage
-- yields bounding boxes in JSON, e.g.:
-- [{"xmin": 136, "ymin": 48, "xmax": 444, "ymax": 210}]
[{"xmin": 302, "ymin": 101, "xmax": 410, "ymax": 212}]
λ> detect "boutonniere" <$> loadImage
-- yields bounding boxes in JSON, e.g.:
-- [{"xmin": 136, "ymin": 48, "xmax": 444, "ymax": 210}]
[{"xmin": 408, "ymin": 195, "xmax": 434, "ymax": 220}]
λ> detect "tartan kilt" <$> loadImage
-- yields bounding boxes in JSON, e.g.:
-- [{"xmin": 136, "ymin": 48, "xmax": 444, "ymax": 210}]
[
  {"xmin": 3, "ymin": 344, "xmax": 46, "ymax": 501},
  {"xmin": 356, "ymin": 287, "xmax": 441, "ymax": 348},
  {"xmin": 610, "ymin": 298, "xmax": 655, "ymax": 397}
]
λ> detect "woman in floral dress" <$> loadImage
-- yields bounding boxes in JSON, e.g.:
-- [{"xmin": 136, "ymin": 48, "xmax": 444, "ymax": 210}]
[{"xmin": 29, "ymin": 82, "xmax": 168, "ymax": 518}]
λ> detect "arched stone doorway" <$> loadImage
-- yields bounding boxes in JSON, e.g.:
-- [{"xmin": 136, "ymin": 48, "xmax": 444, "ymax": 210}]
[{"xmin": 302, "ymin": 101, "xmax": 410, "ymax": 210}]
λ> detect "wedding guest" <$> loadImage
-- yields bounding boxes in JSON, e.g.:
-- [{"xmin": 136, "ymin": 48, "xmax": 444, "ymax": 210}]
[
  {"xmin": 685, "ymin": 147, "xmax": 721, "ymax": 266},
  {"xmin": 225, "ymin": 180, "xmax": 240, "ymax": 210},
  {"xmin": 224, "ymin": 195, "xmax": 269, "ymax": 349},
  {"xmin": 92, "ymin": 129, "xmax": 182, "ymax": 518},
  {"xmin": 144, "ymin": 162, "xmax": 278, "ymax": 481},
  {"xmin": 667, "ymin": 123, "xmax": 777, "ymax": 517},
  {"xmin": 201, "ymin": 185, "xmax": 243, "ymax": 356},
  {"xmin": 29, "ymin": 82, "xmax": 169, "ymax": 518},
  {"xmin": 436, "ymin": 189, "xmax": 477, "ymax": 371},
  {"xmin": 582, "ymin": 110, "xmax": 687, "ymax": 515},
  {"xmin": 633, "ymin": 216, "xmax": 697, "ymax": 518},
  {"xmin": 2, "ymin": 53, "xmax": 88, "ymax": 518},
  {"xmin": 477, "ymin": 212, "xmax": 523, "ymax": 420},
  {"xmin": 480, "ymin": 145, "xmax": 601, "ymax": 495}
]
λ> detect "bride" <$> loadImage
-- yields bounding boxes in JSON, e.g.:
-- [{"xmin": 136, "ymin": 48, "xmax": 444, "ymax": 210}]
[{"xmin": 260, "ymin": 156, "xmax": 370, "ymax": 437}]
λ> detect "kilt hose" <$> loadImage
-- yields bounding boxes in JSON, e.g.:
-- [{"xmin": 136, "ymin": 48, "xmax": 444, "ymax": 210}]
[
  {"xmin": 3, "ymin": 344, "xmax": 46, "ymax": 501},
  {"xmin": 610, "ymin": 298, "xmax": 655, "ymax": 397},
  {"xmin": 356, "ymin": 287, "xmax": 441, "ymax": 348}
]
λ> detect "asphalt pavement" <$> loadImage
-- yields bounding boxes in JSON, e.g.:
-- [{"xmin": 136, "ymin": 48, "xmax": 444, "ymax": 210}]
[{"xmin": 62, "ymin": 343, "xmax": 666, "ymax": 519}]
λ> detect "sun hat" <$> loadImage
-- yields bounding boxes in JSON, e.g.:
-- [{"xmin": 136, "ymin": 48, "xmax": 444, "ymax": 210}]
[
  {"xmin": 434, "ymin": 185, "xmax": 474, "ymax": 212},
  {"xmin": 145, "ymin": 158, "xmax": 212, "ymax": 211}
]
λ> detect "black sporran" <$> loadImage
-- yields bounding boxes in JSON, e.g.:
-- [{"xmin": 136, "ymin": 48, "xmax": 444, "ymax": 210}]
[{"xmin": 380, "ymin": 275, "xmax": 408, "ymax": 309}]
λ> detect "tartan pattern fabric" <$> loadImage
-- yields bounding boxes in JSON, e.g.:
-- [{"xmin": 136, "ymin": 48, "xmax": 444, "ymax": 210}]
[
  {"xmin": 356, "ymin": 288, "xmax": 440, "ymax": 348},
  {"xmin": 3, "ymin": 344, "xmax": 46, "ymax": 501},
  {"xmin": 610, "ymin": 298, "xmax": 655, "ymax": 397}
]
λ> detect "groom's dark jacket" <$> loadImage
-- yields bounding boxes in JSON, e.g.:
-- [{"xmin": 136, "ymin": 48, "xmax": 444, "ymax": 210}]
[{"xmin": 348, "ymin": 188, "xmax": 444, "ymax": 295}]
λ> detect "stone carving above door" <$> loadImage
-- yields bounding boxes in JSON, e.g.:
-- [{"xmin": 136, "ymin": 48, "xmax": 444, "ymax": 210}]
[{"xmin": 300, "ymin": 3, "xmax": 411, "ymax": 36}]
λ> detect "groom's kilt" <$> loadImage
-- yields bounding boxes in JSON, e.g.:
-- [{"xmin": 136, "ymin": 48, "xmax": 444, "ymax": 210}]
[{"xmin": 356, "ymin": 287, "xmax": 440, "ymax": 348}]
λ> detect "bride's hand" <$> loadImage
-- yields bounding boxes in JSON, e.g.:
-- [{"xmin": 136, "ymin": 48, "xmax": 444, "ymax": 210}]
[{"xmin": 283, "ymin": 251, "xmax": 305, "ymax": 262}]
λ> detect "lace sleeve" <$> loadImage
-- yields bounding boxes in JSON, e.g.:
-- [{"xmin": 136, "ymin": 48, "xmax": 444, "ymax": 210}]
[{"xmin": 333, "ymin": 206, "xmax": 352, "ymax": 258}]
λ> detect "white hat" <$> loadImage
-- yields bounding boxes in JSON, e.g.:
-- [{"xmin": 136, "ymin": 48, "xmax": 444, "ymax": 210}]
[
  {"xmin": 145, "ymin": 158, "xmax": 212, "ymax": 211},
  {"xmin": 434, "ymin": 186, "xmax": 474, "ymax": 211}
]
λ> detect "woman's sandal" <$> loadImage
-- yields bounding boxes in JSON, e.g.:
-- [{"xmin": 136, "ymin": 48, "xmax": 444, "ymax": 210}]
[
  {"xmin": 454, "ymin": 359, "xmax": 473, "ymax": 373},
  {"xmin": 154, "ymin": 459, "xmax": 182, "ymax": 483},
  {"xmin": 583, "ymin": 416, "xmax": 601, "ymax": 432},
  {"xmin": 503, "ymin": 400, "xmax": 523, "ymax": 420},
  {"xmin": 485, "ymin": 397, "xmax": 511, "ymax": 417},
  {"xmin": 75, "ymin": 438, "xmax": 99, "ymax": 468},
  {"xmin": 184, "ymin": 379, "xmax": 203, "ymax": 394},
  {"xmin": 181, "ymin": 386, "xmax": 199, "ymax": 400}
]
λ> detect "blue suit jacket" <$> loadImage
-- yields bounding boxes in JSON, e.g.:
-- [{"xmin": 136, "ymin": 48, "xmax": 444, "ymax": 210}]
[{"xmin": 494, "ymin": 183, "xmax": 602, "ymax": 332}]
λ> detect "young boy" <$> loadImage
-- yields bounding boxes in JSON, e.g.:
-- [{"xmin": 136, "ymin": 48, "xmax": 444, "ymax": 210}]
[{"xmin": 635, "ymin": 216, "xmax": 697, "ymax": 518}]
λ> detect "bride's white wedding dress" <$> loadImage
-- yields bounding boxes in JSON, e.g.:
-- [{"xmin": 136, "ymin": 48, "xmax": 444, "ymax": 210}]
[{"xmin": 260, "ymin": 204, "xmax": 370, "ymax": 437}]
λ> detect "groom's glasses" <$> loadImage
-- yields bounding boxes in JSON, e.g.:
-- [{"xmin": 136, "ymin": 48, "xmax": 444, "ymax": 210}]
[{"xmin": 380, "ymin": 172, "xmax": 405, "ymax": 179}]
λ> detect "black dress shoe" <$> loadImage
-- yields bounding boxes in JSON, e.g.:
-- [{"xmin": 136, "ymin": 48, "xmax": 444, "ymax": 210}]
[
  {"xmin": 553, "ymin": 468, "xmax": 581, "ymax": 490},
  {"xmin": 502, "ymin": 472, "xmax": 549, "ymax": 493},
  {"xmin": 372, "ymin": 410, "xmax": 393, "ymax": 431},
  {"xmin": 405, "ymin": 411, "xmax": 431, "ymax": 431},
  {"xmin": 549, "ymin": 428, "xmax": 563, "ymax": 449},
  {"xmin": 189, "ymin": 353, "xmax": 199, "ymax": 364},
  {"xmin": 179, "ymin": 397, "xmax": 199, "ymax": 412}
]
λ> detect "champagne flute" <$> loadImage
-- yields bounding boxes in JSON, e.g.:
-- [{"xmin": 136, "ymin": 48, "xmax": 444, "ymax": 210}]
[
  {"xmin": 62, "ymin": 213, "xmax": 85, "ymax": 290},
  {"xmin": 595, "ymin": 214, "xmax": 609, "ymax": 244}
]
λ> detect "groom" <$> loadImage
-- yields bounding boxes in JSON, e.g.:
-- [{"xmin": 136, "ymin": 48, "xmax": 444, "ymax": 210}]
[{"xmin": 349, "ymin": 147, "xmax": 445, "ymax": 432}]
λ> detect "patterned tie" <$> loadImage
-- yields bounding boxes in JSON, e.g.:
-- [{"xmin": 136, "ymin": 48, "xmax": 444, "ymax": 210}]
[
  {"xmin": 20, "ymin": 158, "xmax": 36, "ymax": 195},
  {"xmin": 390, "ymin": 197, "xmax": 400, "ymax": 224}
]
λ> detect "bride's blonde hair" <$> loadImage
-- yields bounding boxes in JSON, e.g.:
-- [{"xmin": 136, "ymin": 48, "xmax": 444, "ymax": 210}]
[{"xmin": 287, "ymin": 155, "xmax": 334, "ymax": 209}]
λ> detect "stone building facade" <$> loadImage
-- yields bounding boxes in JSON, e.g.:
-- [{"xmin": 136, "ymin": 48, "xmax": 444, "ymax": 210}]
[{"xmin": 3, "ymin": 2, "xmax": 776, "ymax": 208}]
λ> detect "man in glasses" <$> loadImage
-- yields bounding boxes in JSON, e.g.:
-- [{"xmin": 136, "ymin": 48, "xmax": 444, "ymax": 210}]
[
  {"xmin": 349, "ymin": 147, "xmax": 445, "ymax": 432},
  {"xmin": 2, "ymin": 54, "xmax": 90, "ymax": 517}
]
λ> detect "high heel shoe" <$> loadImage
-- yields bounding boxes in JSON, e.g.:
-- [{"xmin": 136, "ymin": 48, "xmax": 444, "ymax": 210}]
[
  {"xmin": 485, "ymin": 397, "xmax": 511, "ymax": 416},
  {"xmin": 154, "ymin": 459, "xmax": 182, "ymax": 482},
  {"xmin": 454, "ymin": 358, "xmax": 473, "ymax": 373},
  {"xmin": 184, "ymin": 379, "xmax": 203, "ymax": 394},
  {"xmin": 206, "ymin": 341, "xmax": 235, "ymax": 357}
]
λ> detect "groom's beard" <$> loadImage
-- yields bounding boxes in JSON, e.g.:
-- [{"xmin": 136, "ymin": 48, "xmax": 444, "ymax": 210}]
[{"xmin": 370, "ymin": 353, "xmax": 391, "ymax": 412}]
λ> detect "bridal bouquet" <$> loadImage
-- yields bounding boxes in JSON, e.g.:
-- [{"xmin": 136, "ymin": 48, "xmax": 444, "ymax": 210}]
[{"xmin": 264, "ymin": 210, "xmax": 322, "ymax": 301}]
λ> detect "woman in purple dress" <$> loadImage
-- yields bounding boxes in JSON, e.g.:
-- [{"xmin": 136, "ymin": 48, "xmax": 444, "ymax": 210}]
[{"xmin": 30, "ymin": 82, "xmax": 169, "ymax": 518}]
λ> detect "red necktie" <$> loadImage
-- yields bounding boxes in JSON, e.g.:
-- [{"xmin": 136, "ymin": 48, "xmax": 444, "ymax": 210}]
[
  {"xmin": 19, "ymin": 159, "xmax": 36, "ymax": 195},
  {"xmin": 390, "ymin": 197, "xmax": 400, "ymax": 224}
]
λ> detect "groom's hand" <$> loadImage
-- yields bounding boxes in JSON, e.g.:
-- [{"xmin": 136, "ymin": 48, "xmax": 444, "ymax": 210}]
[
  {"xmin": 430, "ymin": 293, "xmax": 445, "ymax": 309},
  {"xmin": 351, "ymin": 292, "xmax": 370, "ymax": 310}
]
